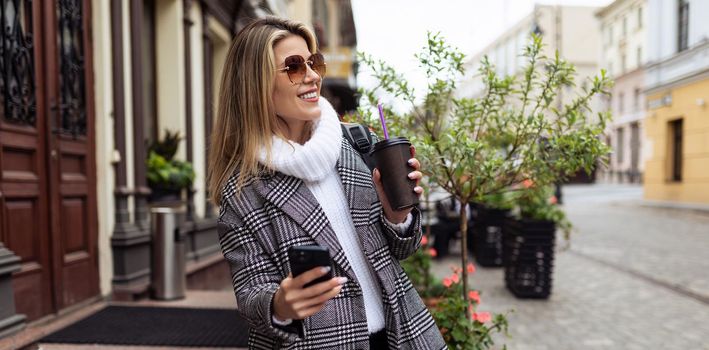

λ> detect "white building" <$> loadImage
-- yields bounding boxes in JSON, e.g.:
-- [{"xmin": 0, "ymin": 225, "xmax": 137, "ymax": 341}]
[
  {"xmin": 460, "ymin": 5, "xmax": 601, "ymax": 98},
  {"xmin": 596, "ymin": 0, "xmax": 648, "ymax": 184}
]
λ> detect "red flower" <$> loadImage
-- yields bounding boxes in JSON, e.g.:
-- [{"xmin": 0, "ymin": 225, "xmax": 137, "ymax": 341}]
[
  {"xmin": 473, "ymin": 312, "xmax": 491, "ymax": 323},
  {"xmin": 523, "ymin": 179, "xmax": 534, "ymax": 188},
  {"xmin": 468, "ymin": 290, "xmax": 480, "ymax": 304},
  {"xmin": 421, "ymin": 235, "xmax": 428, "ymax": 246},
  {"xmin": 466, "ymin": 263, "xmax": 476, "ymax": 274},
  {"xmin": 450, "ymin": 265, "xmax": 462, "ymax": 274},
  {"xmin": 428, "ymin": 248, "xmax": 437, "ymax": 257},
  {"xmin": 549, "ymin": 196, "xmax": 558, "ymax": 205},
  {"xmin": 451, "ymin": 273, "xmax": 460, "ymax": 283},
  {"xmin": 442, "ymin": 277, "xmax": 452, "ymax": 288}
]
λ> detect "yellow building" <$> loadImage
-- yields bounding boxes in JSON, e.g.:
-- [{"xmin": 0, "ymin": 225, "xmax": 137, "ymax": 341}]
[
  {"xmin": 644, "ymin": 73, "xmax": 709, "ymax": 203},
  {"xmin": 643, "ymin": 0, "xmax": 709, "ymax": 205}
]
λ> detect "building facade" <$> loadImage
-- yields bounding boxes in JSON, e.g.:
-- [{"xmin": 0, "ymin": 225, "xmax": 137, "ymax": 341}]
[
  {"xmin": 643, "ymin": 0, "xmax": 709, "ymax": 204},
  {"xmin": 596, "ymin": 0, "xmax": 648, "ymax": 184},
  {"xmin": 0, "ymin": 0, "xmax": 358, "ymax": 343}
]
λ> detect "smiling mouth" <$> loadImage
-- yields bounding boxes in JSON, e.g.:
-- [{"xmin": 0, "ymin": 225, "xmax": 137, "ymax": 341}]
[{"xmin": 298, "ymin": 91, "xmax": 318, "ymax": 100}]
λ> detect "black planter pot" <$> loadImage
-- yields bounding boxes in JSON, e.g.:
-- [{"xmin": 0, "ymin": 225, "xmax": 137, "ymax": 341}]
[
  {"xmin": 467, "ymin": 204, "xmax": 510, "ymax": 267},
  {"xmin": 503, "ymin": 217, "xmax": 556, "ymax": 299},
  {"xmin": 149, "ymin": 186, "xmax": 183, "ymax": 204},
  {"xmin": 431, "ymin": 218, "xmax": 458, "ymax": 259}
]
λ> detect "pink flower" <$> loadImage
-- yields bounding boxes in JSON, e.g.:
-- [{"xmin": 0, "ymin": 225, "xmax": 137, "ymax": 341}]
[
  {"xmin": 468, "ymin": 290, "xmax": 481, "ymax": 304},
  {"xmin": 549, "ymin": 196, "xmax": 558, "ymax": 205},
  {"xmin": 442, "ymin": 278, "xmax": 452, "ymax": 288},
  {"xmin": 523, "ymin": 179, "xmax": 534, "ymax": 188},
  {"xmin": 466, "ymin": 263, "xmax": 476, "ymax": 274},
  {"xmin": 473, "ymin": 312, "xmax": 492, "ymax": 323},
  {"xmin": 428, "ymin": 248, "xmax": 437, "ymax": 258},
  {"xmin": 451, "ymin": 273, "xmax": 460, "ymax": 283},
  {"xmin": 421, "ymin": 235, "xmax": 428, "ymax": 246}
]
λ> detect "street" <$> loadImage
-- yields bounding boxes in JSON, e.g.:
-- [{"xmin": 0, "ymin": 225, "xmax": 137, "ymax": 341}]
[{"xmin": 431, "ymin": 184, "xmax": 709, "ymax": 350}]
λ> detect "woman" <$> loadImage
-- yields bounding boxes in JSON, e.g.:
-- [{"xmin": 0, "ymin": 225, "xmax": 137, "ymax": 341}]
[{"xmin": 209, "ymin": 17, "xmax": 446, "ymax": 350}]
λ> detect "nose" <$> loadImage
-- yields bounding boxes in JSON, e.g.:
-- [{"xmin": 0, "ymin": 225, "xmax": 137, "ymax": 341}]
[{"xmin": 302, "ymin": 64, "xmax": 321, "ymax": 84}]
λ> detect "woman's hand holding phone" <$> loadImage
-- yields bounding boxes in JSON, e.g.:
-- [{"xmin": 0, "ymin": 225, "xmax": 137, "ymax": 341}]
[{"xmin": 272, "ymin": 266, "xmax": 347, "ymax": 321}]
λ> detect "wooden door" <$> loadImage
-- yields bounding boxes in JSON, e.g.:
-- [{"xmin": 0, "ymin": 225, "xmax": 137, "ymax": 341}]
[
  {"xmin": 0, "ymin": 0, "xmax": 54, "ymax": 321},
  {"xmin": 0, "ymin": 0, "xmax": 98, "ymax": 321},
  {"xmin": 43, "ymin": 0, "xmax": 99, "ymax": 311}
]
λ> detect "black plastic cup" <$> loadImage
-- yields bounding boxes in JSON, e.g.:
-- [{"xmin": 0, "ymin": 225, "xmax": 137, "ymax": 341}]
[{"xmin": 371, "ymin": 137, "xmax": 419, "ymax": 211}]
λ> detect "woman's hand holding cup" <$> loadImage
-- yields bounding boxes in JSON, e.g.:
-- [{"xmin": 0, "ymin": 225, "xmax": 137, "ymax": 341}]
[{"xmin": 373, "ymin": 145, "xmax": 424, "ymax": 224}]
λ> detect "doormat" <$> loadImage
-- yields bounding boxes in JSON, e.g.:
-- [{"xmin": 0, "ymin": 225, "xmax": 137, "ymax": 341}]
[{"xmin": 41, "ymin": 305, "xmax": 250, "ymax": 347}]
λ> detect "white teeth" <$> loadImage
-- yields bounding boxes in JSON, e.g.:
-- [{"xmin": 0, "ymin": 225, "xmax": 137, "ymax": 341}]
[{"xmin": 299, "ymin": 92, "xmax": 317, "ymax": 100}]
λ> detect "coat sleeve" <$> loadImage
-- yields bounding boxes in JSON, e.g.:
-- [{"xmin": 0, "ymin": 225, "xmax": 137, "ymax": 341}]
[
  {"xmin": 217, "ymin": 202, "xmax": 304, "ymax": 342},
  {"xmin": 378, "ymin": 206, "xmax": 423, "ymax": 260}
]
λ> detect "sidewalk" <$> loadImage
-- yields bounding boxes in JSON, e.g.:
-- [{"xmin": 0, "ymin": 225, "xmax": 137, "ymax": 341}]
[{"xmin": 430, "ymin": 184, "xmax": 709, "ymax": 349}]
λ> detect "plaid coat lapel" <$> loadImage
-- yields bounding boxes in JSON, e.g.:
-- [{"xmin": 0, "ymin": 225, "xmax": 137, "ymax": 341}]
[
  {"xmin": 336, "ymin": 138, "xmax": 378, "ymax": 249},
  {"xmin": 253, "ymin": 168, "xmax": 359, "ymax": 283}
]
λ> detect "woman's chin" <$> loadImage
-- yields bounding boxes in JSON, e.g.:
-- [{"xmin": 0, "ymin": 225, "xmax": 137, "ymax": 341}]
[{"xmin": 301, "ymin": 106, "xmax": 321, "ymax": 120}]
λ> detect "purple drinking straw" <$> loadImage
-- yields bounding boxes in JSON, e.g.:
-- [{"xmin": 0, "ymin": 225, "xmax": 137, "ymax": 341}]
[{"xmin": 377, "ymin": 101, "xmax": 390, "ymax": 140}]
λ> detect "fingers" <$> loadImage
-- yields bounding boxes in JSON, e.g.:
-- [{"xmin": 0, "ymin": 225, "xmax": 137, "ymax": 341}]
[
  {"xmin": 414, "ymin": 186, "xmax": 424, "ymax": 195},
  {"xmin": 300, "ymin": 276, "xmax": 347, "ymax": 299},
  {"xmin": 295, "ymin": 284, "xmax": 343, "ymax": 310},
  {"xmin": 372, "ymin": 169, "xmax": 387, "ymax": 196},
  {"xmin": 409, "ymin": 145, "xmax": 416, "ymax": 158},
  {"xmin": 407, "ymin": 158, "xmax": 421, "ymax": 170},
  {"xmin": 372, "ymin": 168, "xmax": 381, "ymax": 183},
  {"xmin": 292, "ymin": 266, "xmax": 331, "ymax": 288}
]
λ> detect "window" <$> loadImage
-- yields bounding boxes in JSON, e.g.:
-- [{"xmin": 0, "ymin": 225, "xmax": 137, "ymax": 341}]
[
  {"xmin": 637, "ymin": 7, "xmax": 643, "ymax": 29},
  {"xmin": 621, "ymin": 54, "xmax": 627, "ymax": 74},
  {"xmin": 616, "ymin": 127, "xmax": 625, "ymax": 164},
  {"xmin": 622, "ymin": 16, "xmax": 627, "ymax": 37},
  {"xmin": 633, "ymin": 88, "xmax": 641, "ymax": 111},
  {"xmin": 678, "ymin": 0, "xmax": 689, "ymax": 52},
  {"xmin": 669, "ymin": 119, "xmax": 683, "ymax": 182},
  {"xmin": 637, "ymin": 46, "xmax": 642, "ymax": 67}
]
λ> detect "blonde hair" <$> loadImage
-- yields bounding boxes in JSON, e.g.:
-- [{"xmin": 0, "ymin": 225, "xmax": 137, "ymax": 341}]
[{"xmin": 208, "ymin": 17, "xmax": 318, "ymax": 205}]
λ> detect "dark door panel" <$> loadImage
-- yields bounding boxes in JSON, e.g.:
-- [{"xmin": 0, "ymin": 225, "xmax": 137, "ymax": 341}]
[{"xmin": 0, "ymin": 0, "xmax": 98, "ymax": 320}]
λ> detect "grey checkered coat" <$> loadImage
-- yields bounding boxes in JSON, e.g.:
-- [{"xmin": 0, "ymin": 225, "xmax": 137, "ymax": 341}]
[{"xmin": 217, "ymin": 138, "xmax": 447, "ymax": 349}]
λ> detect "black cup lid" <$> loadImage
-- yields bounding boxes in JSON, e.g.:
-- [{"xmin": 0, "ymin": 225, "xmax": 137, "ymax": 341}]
[{"xmin": 372, "ymin": 136, "xmax": 411, "ymax": 152}]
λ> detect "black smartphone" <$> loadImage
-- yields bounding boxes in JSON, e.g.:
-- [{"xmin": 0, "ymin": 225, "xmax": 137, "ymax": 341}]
[{"xmin": 288, "ymin": 245, "xmax": 334, "ymax": 288}]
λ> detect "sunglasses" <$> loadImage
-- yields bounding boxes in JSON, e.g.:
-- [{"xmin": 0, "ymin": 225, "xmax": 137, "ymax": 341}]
[{"xmin": 277, "ymin": 53, "xmax": 327, "ymax": 84}]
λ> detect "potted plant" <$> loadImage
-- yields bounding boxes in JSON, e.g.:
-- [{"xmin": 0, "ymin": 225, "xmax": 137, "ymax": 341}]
[
  {"xmin": 357, "ymin": 31, "xmax": 610, "ymax": 344},
  {"xmin": 503, "ymin": 183, "xmax": 568, "ymax": 298},
  {"xmin": 469, "ymin": 192, "xmax": 515, "ymax": 267},
  {"xmin": 146, "ymin": 130, "xmax": 195, "ymax": 203}
]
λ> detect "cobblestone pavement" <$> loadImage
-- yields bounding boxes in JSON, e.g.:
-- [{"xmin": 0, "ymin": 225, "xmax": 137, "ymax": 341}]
[{"xmin": 430, "ymin": 184, "xmax": 709, "ymax": 350}]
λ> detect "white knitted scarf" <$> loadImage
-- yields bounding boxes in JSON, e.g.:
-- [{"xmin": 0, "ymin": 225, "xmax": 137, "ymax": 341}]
[{"xmin": 258, "ymin": 98, "xmax": 341, "ymax": 181}]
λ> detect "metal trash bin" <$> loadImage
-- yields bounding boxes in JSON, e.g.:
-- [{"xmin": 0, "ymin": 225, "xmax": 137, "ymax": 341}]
[{"xmin": 150, "ymin": 207, "xmax": 186, "ymax": 300}]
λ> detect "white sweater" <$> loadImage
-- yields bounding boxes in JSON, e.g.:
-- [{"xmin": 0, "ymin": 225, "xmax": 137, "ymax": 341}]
[{"xmin": 259, "ymin": 98, "xmax": 411, "ymax": 333}]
